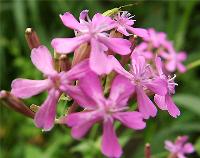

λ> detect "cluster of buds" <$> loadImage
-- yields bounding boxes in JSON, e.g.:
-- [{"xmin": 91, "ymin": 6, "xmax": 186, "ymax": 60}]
[{"xmin": 0, "ymin": 8, "xmax": 191, "ymax": 158}]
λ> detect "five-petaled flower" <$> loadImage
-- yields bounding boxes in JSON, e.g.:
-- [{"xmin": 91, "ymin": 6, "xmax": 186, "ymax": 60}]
[
  {"xmin": 11, "ymin": 45, "xmax": 90, "ymax": 131},
  {"xmin": 51, "ymin": 11, "xmax": 132, "ymax": 75},
  {"xmin": 62, "ymin": 72, "xmax": 146, "ymax": 158},
  {"xmin": 165, "ymin": 136, "xmax": 195, "ymax": 158}
]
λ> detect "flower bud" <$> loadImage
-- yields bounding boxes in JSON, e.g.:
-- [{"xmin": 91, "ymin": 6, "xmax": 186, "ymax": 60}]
[
  {"xmin": 25, "ymin": 28, "xmax": 41, "ymax": 49},
  {"xmin": 0, "ymin": 90, "xmax": 34, "ymax": 118}
]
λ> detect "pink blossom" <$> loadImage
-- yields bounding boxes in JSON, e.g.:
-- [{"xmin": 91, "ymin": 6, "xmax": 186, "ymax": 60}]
[
  {"xmin": 11, "ymin": 45, "xmax": 90, "ymax": 131},
  {"xmin": 162, "ymin": 42, "xmax": 187, "ymax": 73},
  {"xmin": 51, "ymin": 11, "xmax": 131, "ymax": 75},
  {"xmin": 133, "ymin": 42, "xmax": 154, "ymax": 60},
  {"xmin": 63, "ymin": 72, "xmax": 146, "ymax": 158},
  {"xmin": 165, "ymin": 136, "xmax": 195, "ymax": 158},
  {"xmin": 112, "ymin": 55, "xmax": 167, "ymax": 119},
  {"xmin": 154, "ymin": 57, "xmax": 180, "ymax": 118},
  {"xmin": 144, "ymin": 28, "xmax": 167, "ymax": 48},
  {"xmin": 114, "ymin": 11, "xmax": 149, "ymax": 38}
]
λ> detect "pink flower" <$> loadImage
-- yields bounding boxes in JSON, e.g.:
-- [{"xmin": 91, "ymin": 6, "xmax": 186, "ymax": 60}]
[
  {"xmin": 165, "ymin": 136, "xmax": 195, "ymax": 158},
  {"xmin": 63, "ymin": 72, "xmax": 146, "ymax": 158},
  {"xmin": 162, "ymin": 43, "xmax": 187, "ymax": 73},
  {"xmin": 133, "ymin": 42, "xmax": 154, "ymax": 60},
  {"xmin": 112, "ymin": 55, "xmax": 167, "ymax": 119},
  {"xmin": 144, "ymin": 28, "xmax": 167, "ymax": 48},
  {"xmin": 51, "ymin": 11, "xmax": 131, "ymax": 75},
  {"xmin": 11, "ymin": 45, "xmax": 90, "ymax": 131},
  {"xmin": 114, "ymin": 11, "xmax": 149, "ymax": 38},
  {"xmin": 154, "ymin": 57, "xmax": 180, "ymax": 118}
]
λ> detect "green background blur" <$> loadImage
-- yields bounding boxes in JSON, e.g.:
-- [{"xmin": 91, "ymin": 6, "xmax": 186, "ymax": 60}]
[{"xmin": 0, "ymin": 0, "xmax": 200, "ymax": 158}]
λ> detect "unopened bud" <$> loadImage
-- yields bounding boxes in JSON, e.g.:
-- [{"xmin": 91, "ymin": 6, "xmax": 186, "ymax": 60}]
[
  {"xmin": 0, "ymin": 90, "xmax": 34, "ymax": 118},
  {"xmin": 25, "ymin": 28, "xmax": 41, "ymax": 49},
  {"xmin": 144, "ymin": 143, "xmax": 151, "ymax": 158}
]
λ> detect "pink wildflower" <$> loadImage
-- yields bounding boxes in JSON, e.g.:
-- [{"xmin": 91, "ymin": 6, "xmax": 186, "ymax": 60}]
[
  {"xmin": 63, "ymin": 72, "xmax": 146, "ymax": 158},
  {"xmin": 165, "ymin": 136, "xmax": 195, "ymax": 158},
  {"xmin": 51, "ymin": 11, "xmax": 131, "ymax": 74},
  {"xmin": 154, "ymin": 57, "xmax": 180, "ymax": 118},
  {"xmin": 112, "ymin": 55, "xmax": 167, "ymax": 119},
  {"xmin": 145, "ymin": 28, "xmax": 167, "ymax": 48},
  {"xmin": 11, "ymin": 45, "xmax": 90, "ymax": 131},
  {"xmin": 114, "ymin": 11, "xmax": 149, "ymax": 38},
  {"xmin": 162, "ymin": 42, "xmax": 187, "ymax": 73}
]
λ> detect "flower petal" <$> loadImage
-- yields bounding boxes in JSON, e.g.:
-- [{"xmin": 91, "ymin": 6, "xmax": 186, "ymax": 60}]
[
  {"xmin": 34, "ymin": 90, "xmax": 60, "ymax": 131},
  {"xmin": 79, "ymin": 71, "xmax": 104, "ymax": 104},
  {"xmin": 165, "ymin": 140, "xmax": 176, "ymax": 153},
  {"xmin": 114, "ymin": 112, "xmax": 146, "ymax": 130},
  {"xmin": 183, "ymin": 143, "xmax": 195, "ymax": 154},
  {"xmin": 79, "ymin": 10, "xmax": 89, "ymax": 21},
  {"xmin": 144, "ymin": 78, "xmax": 167, "ymax": 96},
  {"xmin": 11, "ymin": 79, "xmax": 51, "ymax": 99},
  {"xmin": 31, "ymin": 46, "xmax": 57, "ymax": 75},
  {"xmin": 61, "ymin": 85, "xmax": 97, "ymax": 109},
  {"xmin": 90, "ymin": 39, "xmax": 113, "ymax": 75},
  {"xmin": 62, "ymin": 59, "xmax": 90, "ymax": 81},
  {"xmin": 128, "ymin": 27, "xmax": 149, "ymax": 39},
  {"xmin": 51, "ymin": 35, "xmax": 89, "ymax": 54},
  {"xmin": 92, "ymin": 13, "xmax": 115, "ymax": 32},
  {"xmin": 136, "ymin": 86, "xmax": 157, "ymax": 119},
  {"xmin": 66, "ymin": 111, "xmax": 100, "ymax": 139},
  {"xmin": 99, "ymin": 36, "xmax": 131, "ymax": 55},
  {"xmin": 154, "ymin": 94, "xmax": 167, "ymax": 110},
  {"xmin": 109, "ymin": 75, "xmax": 134, "ymax": 107},
  {"xmin": 60, "ymin": 12, "xmax": 83, "ymax": 31},
  {"xmin": 166, "ymin": 95, "xmax": 180, "ymax": 118},
  {"xmin": 101, "ymin": 120, "xmax": 122, "ymax": 158}
]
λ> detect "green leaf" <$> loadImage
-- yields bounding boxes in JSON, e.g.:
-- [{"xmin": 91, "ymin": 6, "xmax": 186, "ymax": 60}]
[{"xmin": 195, "ymin": 138, "xmax": 200, "ymax": 156}]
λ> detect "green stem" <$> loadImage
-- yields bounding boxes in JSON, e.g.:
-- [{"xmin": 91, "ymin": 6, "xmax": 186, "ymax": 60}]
[{"xmin": 186, "ymin": 59, "xmax": 200, "ymax": 71}]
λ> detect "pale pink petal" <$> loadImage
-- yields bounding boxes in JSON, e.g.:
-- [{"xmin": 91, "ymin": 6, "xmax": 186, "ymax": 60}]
[
  {"xmin": 166, "ymin": 95, "xmax": 180, "ymax": 118},
  {"xmin": 61, "ymin": 85, "xmax": 97, "ymax": 109},
  {"xmin": 62, "ymin": 59, "xmax": 90, "ymax": 80},
  {"xmin": 111, "ymin": 56, "xmax": 133, "ymax": 79},
  {"xmin": 11, "ymin": 79, "xmax": 51, "ymax": 99},
  {"xmin": 34, "ymin": 90, "xmax": 60, "ymax": 131},
  {"xmin": 79, "ymin": 71, "xmax": 104, "ymax": 104},
  {"xmin": 177, "ymin": 153, "xmax": 186, "ymax": 158},
  {"xmin": 66, "ymin": 111, "xmax": 100, "ymax": 139},
  {"xmin": 166, "ymin": 60, "xmax": 176, "ymax": 72},
  {"xmin": 154, "ymin": 95, "xmax": 167, "ymax": 110},
  {"xmin": 136, "ymin": 86, "xmax": 157, "ymax": 119},
  {"xmin": 177, "ymin": 63, "xmax": 187, "ymax": 73},
  {"xmin": 176, "ymin": 136, "xmax": 188, "ymax": 145},
  {"xmin": 177, "ymin": 52, "xmax": 187, "ymax": 61},
  {"xmin": 144, "ymin": 78, "xmax": 167, "ymax": 96},
  {"xmin": 165, "ymin": 140, "xmax": 176, "ymax": 152},
  {"xmin": 51, "ymin": 35, "xmax": 89, "ymax": 54},
  {"xmin": 117, "ymin": 26, "xmax": 130, "ymax": 36},
  {"xmin": 101, "ymin": 119, "xmax": 122, "ymax": 158},
  {"xmin": 99, "ymin": 36, "xmax": 131, "ymax": 55},
  {"xmin": 90, "ymin": 39, "xmax": 113, "ymax": 75},
  {"xmin": 183, "ymin": 143, "xmax": 195, "ymax": 154},
  {"xmin": 155, "ymin": 57, "xmax": 164, "ymax": 76},
  {"xmin": 92, "ymin": 13, "xmax": 115, "ymax": 32},
  {"xmin": 60, "ymin": 12, "xmax": 83, "ymax": 31},
  {"xmin": 113, "ymin": 112, "xmax": 146, "ymax": 130},
  {"xmin": 109, "ymin": 75, "xmax": 135, "ymax": 107},
  {"xmin": 128, "ymin": 27, "xmax": 149, "ymax": 39},
  {"xmin": 31, "ymin": 46, "xmax": 57, "ymax": 75}
]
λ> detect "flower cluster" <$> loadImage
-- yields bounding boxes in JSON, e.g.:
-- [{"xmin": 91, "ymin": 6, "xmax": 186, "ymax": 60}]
[
  {"xmin": 3, "ymin": 9, "xmax": 189, "ymax": 158},
  {"xmin": 165, "ymin": 136, "xmax": 195, "ymax": 158}
]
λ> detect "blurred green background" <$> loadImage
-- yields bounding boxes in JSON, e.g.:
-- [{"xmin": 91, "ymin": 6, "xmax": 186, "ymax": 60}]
[{"xmin": 0, "ymin": 0, "xmax": 200, "ymax": 158}]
